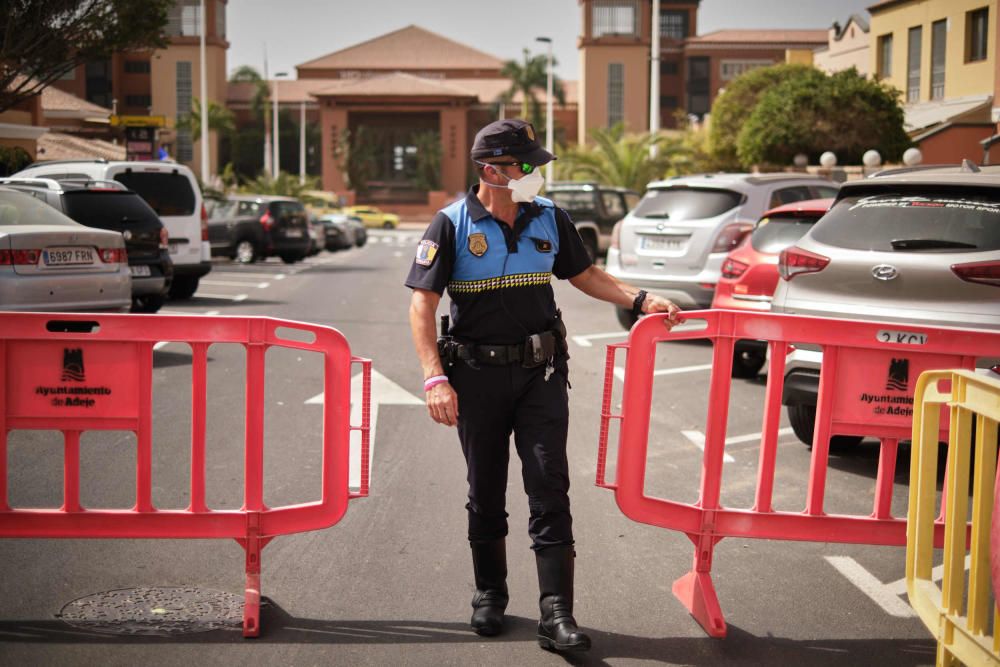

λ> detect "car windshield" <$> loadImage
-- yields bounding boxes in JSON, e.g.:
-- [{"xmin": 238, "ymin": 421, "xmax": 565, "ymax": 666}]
[
  {"xmin": 63, "ymin": 191, "xmax": 160, "ymax": 231},
  {"xmin": 632, "ymin": 187, "xmax": 743, "ymax": 221},
  {"xmin": 549, "ymin": 191, "xmax": 597, "ymax": 211},
  {"xmin": 812, "ymin": 191, "xmax": 1000, "ymax": 252},
  {"xmin": 751, "ymin": 214, "xmax": 821, "ymax": 253},
  {"xmin": 0, "ymin": 190, "xmax": 78, "ymax": 227},
  {"xmin": 114, "ymin": 172, "xmax": 195, "ymax": 216}
]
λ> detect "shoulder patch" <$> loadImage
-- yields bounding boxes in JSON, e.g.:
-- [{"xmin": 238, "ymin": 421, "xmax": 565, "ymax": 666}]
[{"xmin": 414, "ymin": 239, "xmax": 439, "ymax": 267}]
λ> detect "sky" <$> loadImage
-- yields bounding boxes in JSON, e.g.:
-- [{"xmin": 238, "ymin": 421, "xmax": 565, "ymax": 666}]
[{"xmin": 227, "ymin": 0, "xmax": 876, "ymax": 81}]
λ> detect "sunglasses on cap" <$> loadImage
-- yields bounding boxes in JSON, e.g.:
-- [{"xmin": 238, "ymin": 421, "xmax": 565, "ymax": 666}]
[{"xmin": 476, "ymin": 160, "xmax": 536, "ymax": 175}]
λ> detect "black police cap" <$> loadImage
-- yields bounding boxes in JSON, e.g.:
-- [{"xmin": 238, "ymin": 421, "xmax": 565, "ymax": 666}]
[{"xmin": 470, "ymin": 119, "xmax": 556, "ymax": 166}]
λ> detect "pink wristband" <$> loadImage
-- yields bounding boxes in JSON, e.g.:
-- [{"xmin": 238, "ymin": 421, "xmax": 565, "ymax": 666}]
[{"xmin": 424, "ymin": 375, "xmax": 448, "ymax": 391}]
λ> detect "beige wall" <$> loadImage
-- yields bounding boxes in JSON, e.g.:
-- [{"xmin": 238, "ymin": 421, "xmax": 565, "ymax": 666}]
[
  {"xmin": 150, "ymin": 43, "xmax": 227, "ymax": 178},
  {"xmin": 814, "ymin": 22, "xmax": 870, "ymax": 74},
  {"xmin": 578, "ymin": 45, "xmax": 649, "ymax": 144},
  {"xmin": 870, "ymin": 0, "xmax": 996, "ymax": 102}
]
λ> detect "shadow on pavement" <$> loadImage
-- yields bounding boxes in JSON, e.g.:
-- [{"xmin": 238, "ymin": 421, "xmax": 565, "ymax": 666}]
[{"xmin": 0, "ymin": 604, "xmax": 937, "ymax": 666}]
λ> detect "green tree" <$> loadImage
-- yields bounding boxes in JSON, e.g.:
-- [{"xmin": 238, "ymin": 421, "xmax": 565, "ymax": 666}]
[
  {"xmin": 238, "ymin": 171, "xmax": 320, "ymax": 198},
  {"xmin": 557, "ymin": 123, "xmax": 682, "ymax": 192},
  {"xmin": 411, "ymin": 130, "xmax": 442, "ymax": 191},
  {"xmin": 499, "ymin": 49, "xmax": 566, "ymax": 136},
  {"xmin": 0, "ymin": 0, "xmax": 171, "ymax": 112},
  {"xmin": 708, "ymin": 63, "xmax": 820, "ymax": 169},
  {"xmin": 175, "ymin": 97, "xmax": 236, "ymax": 138},
  {"xmin": 736, "ymin": 67, "xmax": 910, "ymax": 168}
]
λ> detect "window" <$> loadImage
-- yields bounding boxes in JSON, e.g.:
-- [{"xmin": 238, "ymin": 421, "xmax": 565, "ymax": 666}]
[
  {"xmin": 607, "ymin": 63, "xmax": 624, "ymax": 127},
  {"xmin": 660, "ymin": 95, "xmax": 678, "ymax": 109},
  {"xmin": 660, "ymin": 10, "xmax": 688, "ymax": 39},
  {"xmin": 660, "ymin": 61, "xmax": 679, "ymax": 76},
  {"xmin": 601, "ymin": 192, "xmax": 626, "ymax": 218},
  {"xmin": 216, "ymin": 0, "xmax": 226, "ymax": 38},
  {"xmin": 63, "ymin": 192, "xmax": 159, "ymax": 231},
  {"xmin": 114, "ymin": 172, "xmax": 196, "ymax": 216},
  {"xmin": 931, "ymin": 19, "xmax": 946, "ymax": 100},
  {"xmin": 167, "ymin": 0, "xmax": 201, "ymax": 37},
  {"xmin": 686, "ymin": 57, "xmax": 710, "ymax": 116},
  {"xmin": 125, "ymin": 95, "xmax": 152, "ymax": 108},
  {"xmin": 633, "ymin": 187, "xmax": 743, "ymax": 221},
  {"xmin": 877, "ymin": 33, "xmax": 893, "ymax": 78},
  {"xmin": 58, "ymin": 67, "xmax": 77, "ymax": 81},
  {"xmin": 967, "ymin": 7, "xmax": 989, "ymax": 62},
  {"xmin": 907, "ymin": 26, "xmax": 922, "ymax": 103},
  {"xmin": 124, "ymin": 60, "xmax": 151, "ymax": 74},
  {"xmin": 768, "ymin": 187, "xmax": 813, "ymax": 209},
  {"xmin": 85, "ymin": 60, "xmax": 112, "ymax": 108},
  {"xmin": 750, "ymin": 215, "xmax": 820, "ymax": 253},
  {"xmin": 175, "ymin": 61, "xmax": 193, "ymax": 162},
  {"xmin": 720, "ymin": 59, "xmax": 773, "ymax": 81},
  {"xmin": 592, "ymin": 0, "xmax": 639, "ymax": 38}
]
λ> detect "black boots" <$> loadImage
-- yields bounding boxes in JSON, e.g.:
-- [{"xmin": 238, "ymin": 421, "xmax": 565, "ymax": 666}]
[
  {"xmin": 535, "ymin": 545, "xmax": 591, "ymax": 653},
  {"xmin": 470, "ymin": 539, "xmax": 509, "ymax": 636}
]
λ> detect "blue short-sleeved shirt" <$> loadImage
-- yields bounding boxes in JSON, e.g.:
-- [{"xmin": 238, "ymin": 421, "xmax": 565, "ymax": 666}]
[{"xmin": 405, "ymin": 186, "xmax": 592, "ymax": 345}]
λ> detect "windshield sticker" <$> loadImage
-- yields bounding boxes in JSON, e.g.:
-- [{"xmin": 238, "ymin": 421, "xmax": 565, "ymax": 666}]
[{"xmin": 850, "ymin": 195, "xmax": 1000, "ymax": 215}]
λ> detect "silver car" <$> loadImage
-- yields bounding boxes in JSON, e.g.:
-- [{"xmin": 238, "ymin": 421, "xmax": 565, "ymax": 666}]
[
  {"xmin": 771, "ymin": 164, "xmax": 1000, "ymax": 446},
  {"xmin": 0, "ymin": 187, "xmax": 130, "ymax": 312},
  {"xmin": 606, "ymin": 173, "xmax": 838, "ymax": 327}
]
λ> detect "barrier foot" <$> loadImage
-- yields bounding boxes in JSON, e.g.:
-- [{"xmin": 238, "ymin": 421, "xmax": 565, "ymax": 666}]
[
  {"xmin": 672, "ymin": 571, "xmax": 727, "ymax": 638},
  {"xmin": 243, "ymin": 571, "xmax": 261, "ymax": 638}
]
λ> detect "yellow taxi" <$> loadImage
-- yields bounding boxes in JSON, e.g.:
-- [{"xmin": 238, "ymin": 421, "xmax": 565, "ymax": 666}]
[{"xmin": 343, "ymin": 205, "xmax": 400, "ymax": 229}]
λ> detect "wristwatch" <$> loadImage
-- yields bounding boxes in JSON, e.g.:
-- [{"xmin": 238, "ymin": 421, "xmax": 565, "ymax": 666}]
[{"xmin": 631, "ymin": 290, "xmax": 648, "ymax": 318}]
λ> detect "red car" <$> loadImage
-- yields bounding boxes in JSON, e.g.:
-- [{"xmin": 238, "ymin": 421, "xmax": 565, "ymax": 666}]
[{"xmin": 712, "ymin": 198, "xmax": 834, "ymax": 377}]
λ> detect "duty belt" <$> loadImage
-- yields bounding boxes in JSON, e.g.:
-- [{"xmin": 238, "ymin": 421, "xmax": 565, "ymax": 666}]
[{"xmin": 439, "ymin": 332, "xmax": 565, "ymax": 368}]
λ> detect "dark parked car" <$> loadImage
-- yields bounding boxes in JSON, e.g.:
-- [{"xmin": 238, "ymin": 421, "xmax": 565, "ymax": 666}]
[
  {"xmin": 208, "ymin": 195, "xmax": 311, "ymax": 264},
  {"xmin": 0, "ymin": 176, "xmax": 172, "ymax": 312},
  {"xmin": 546, "ymin": 182, "xmax": 640, "ymax": 260}
]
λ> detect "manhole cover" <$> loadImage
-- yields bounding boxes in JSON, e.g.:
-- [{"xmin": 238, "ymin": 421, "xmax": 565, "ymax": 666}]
[{"xmin": 57, "ymin": 586, "xmax": 245, "ymax": 636}]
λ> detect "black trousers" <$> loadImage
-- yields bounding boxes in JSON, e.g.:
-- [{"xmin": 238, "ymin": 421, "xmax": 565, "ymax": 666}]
[{"xmin": 447, "ymin": 356, "xmax": 573, "ymax": 550}]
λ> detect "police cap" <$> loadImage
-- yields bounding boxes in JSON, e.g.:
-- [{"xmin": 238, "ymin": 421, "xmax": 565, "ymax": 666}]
[{"xmin": 470, "ymin": 118, "xmax": 556, "ymax": 166}]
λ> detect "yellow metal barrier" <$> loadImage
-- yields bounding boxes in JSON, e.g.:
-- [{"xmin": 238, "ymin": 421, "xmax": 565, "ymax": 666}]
[{"xmin": 907, "ymin": 370, "xmax": 1000, "ymax": 667}]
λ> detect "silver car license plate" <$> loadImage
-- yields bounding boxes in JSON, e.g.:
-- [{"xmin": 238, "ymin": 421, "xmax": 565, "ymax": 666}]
[
  {"xmin": 129, "ymin": 264, "xmax": 152, "ymax": 277},
  {"xmin": 641, "ymin": 235, "xmax": 685, "ymax": 251},
  {"xmin": 876, "ymin": 329, "xmax": 928, "ymax": 345},
  {"xmin": 43, "ymin": 247, "xmax": 95, "ymax": 266}
]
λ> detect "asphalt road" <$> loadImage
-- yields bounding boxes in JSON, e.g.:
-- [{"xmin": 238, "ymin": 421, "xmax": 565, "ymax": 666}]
[{"xmin": 0, "ymin": 230, "xmax": 941, "ymax": 666}]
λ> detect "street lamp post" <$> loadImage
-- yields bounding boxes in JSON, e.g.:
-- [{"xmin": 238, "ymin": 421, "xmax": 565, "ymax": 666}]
[
  {"xmin": 273, "ymin": 71, "xmax": 287, "ymax": 177},
  {"xmin": 299, "ymin": 100, "xmax": 306, "ymax": 185},
  {"xmin": 649, "ymin": 0, "xmax": 660, "ymax": 157},
  {"xmin": 199, "ymin": 0, "xmax": 209, "ymax": 179},
  {"xmin": 536, "ymin": 36, "xmax": 554, "ymax": 183}
]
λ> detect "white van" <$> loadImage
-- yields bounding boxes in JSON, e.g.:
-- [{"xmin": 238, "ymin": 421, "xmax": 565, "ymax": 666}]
[{"xmin": 13, "ymin": 160, "xmax": 212, "ymax": 298}]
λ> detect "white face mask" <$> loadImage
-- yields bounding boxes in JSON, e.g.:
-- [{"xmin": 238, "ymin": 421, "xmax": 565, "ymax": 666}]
[{"xmin": 479, "ymin": 162, "xmax": 545, "ymax": 203}]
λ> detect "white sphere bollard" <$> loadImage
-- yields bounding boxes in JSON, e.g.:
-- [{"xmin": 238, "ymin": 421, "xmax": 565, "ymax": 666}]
[
  {"xmin": 793, "ymin": 153, "xmax": 808, "ymax": 168},
  {"xmin": 902, "ymin": 147, "xmax": 923, "ymax": 166},
  {"xmin": 819, "ymin": 151, "xmax": 837, "ymax": 168},
  {"xmin": 862, "ymin": 150, "xmax": 882, "ymax": 168}
]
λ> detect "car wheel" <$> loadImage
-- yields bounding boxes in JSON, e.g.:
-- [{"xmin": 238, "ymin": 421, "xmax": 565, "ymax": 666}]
[
  {"xmin": 280, "ymin": 253, "xmax": 305, "ymax": 264},
  {"xmin": 234, "ymin": 239, "xmax": 258, "ymax": 264},
  {"xmin": 355, "ymin": 231, "xmax": 367, "ymax": 247},
  {"xmin": 615, "ymin": 306, "xmax": 638, "ymax": 331},
  {"xmin": 788, "ymin": 403, "xmax": 864, "ymax": 449},
  {"xmin": 382, "ymin": 220, "xmax": 394, "ymax": 229},
  {"xmin": 731, "ymin": 346, "xmax": 766, "ymax": 378},
  {"xmin": 131, "ymin": 293, "xmax": 165, "ymax": 314},
  {"xmin": 168, "ymin": 276, "xmax": 200, "ymax": 300}
]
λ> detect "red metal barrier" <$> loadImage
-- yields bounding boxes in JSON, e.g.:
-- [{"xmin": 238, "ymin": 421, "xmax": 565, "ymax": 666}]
[
  {"xmin": 0, "ymin": 312, "xmax": 371, "ymax": 637},
  {"xmin": 597, "ymin": 310, "xmax": 997, "ymax": 637}
]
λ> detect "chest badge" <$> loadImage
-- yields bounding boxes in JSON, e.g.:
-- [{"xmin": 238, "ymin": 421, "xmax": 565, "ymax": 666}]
[
  {"xmin": 532, "ymin": 237, "xmax": 553, "ymax": 253},
  {"xmin": 468, "ymin": 232, "xmax": 488, "ymax": 257}
]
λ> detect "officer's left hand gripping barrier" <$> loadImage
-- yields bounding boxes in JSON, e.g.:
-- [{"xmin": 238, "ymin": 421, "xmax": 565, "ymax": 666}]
[
  {"xmin": 597, "ymin": 309, "xmax": 999, "ymax": 638},
  {"xmin": 906, "ymin": 370, "xmax": 1000, "ymax": 666},
  {"xmin": 0, "ymin": 312, "xmax": 371, "ymax": 637}
]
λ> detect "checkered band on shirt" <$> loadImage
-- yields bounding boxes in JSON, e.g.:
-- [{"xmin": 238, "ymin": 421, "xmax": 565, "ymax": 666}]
[{"xmin": 448, "ymin": 271, "xmax": 552, "ymax": 294}]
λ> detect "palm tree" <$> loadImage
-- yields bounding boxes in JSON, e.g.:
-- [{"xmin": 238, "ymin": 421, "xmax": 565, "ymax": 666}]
[
  {"xmin": 238, "ymin": 171, "xmax": 320, "ymax": 198},
  {"xmin": 175, "ymin": 97, "xmax": 236, "ymax": 138},
  {"xmin": 499, "ymin": 49, "xmax": 566, "ymax": 136},
  {"xmin": 557, "ymin": 124, "xmax": 684, "ymax": 193},
  {"xmin": 229, "ymin": 65, "xmax": 270, "ymax": 122}
]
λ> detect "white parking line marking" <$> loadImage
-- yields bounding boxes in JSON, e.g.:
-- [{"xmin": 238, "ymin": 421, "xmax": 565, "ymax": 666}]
[
  {"xmin": 571, "ymin": 331, "xmax": 627, "ymax": 347},
  {"xmin": 217, "ymin": 271, "xmax": 286, "ymax": 280},
  {"xmin": 152, "ymin": 310, "xmax": 221, "ymax": 350},
  {"xmin": 153, "ymin": 341, "xmax": 169, "ymax": 351},
  {"xmin": 824, "ymin": 556, "xmax": 917, "ymax": 618},
  {"xmin": 680, "ymin": 431, "xmax": 737, "ymax": 462},
  {"xmin": 613, "ymin": 363, "xmax": 714, "ymax": 382},
  {"xmin": 195, "ymin": 292, "xmax": 249, "ymax": 302},
  {"xmin": 200, "ymin": 279, "xmax": 270, "ymax": 289}
]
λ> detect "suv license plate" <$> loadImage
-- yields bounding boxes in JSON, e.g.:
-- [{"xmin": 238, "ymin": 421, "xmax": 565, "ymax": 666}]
[
  {"xmin": 641, "ymin": 236, "xmax": 685, "ymax": 251},
  {"xmin": 876, "ymin": 329, "xmax": 927, "ymax": 345},
  {"xmin": 43, "ymin": 247, "xmax": 95, "ymax": 266},
  {"xmin": 285, "ymin": 229, "xmax": 303, "ymax": 238},
  {"xmin": 129, "ymin": 265, "xmax": 152, "ymax": 277}
]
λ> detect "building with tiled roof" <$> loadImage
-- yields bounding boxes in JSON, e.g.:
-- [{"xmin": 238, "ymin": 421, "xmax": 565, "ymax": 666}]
[{"xmin": 813, "ymin": 14, "xmax": 870, "ymax": 76}]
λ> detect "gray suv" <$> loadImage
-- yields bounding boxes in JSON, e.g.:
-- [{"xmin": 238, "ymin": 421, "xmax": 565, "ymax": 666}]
[
  {"xmin": 607, "ymin": 173, "xmax": 838, "ymax": 328},
  {"xmin": 771, "ymin": 163, "xmax": 1000, "ymax": 446}
]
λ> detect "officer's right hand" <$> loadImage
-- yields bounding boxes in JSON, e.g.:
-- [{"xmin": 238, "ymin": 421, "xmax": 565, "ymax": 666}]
[{"xmin": 426, "ymin": 382, "xmax": 459, "ymax": 427}]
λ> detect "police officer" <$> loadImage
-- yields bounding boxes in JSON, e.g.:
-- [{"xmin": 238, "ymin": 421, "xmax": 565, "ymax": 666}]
[{"xmin": 406, "ymin": 119, "xmax": 681, "ymax": 654}]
